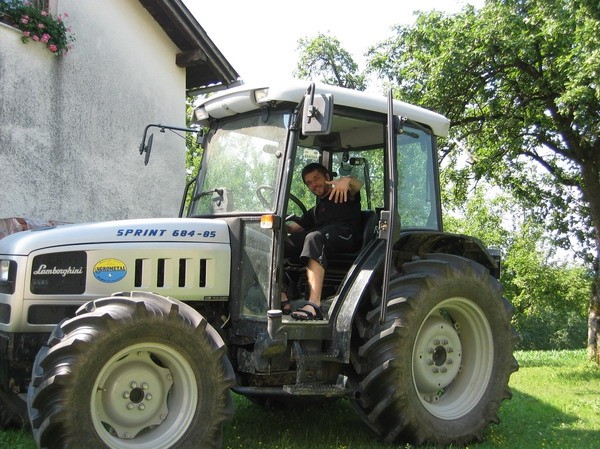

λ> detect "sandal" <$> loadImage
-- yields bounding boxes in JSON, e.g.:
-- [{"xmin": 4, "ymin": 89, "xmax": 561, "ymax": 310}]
[
  {"xmin": 281, "ymin": 298, "xmax": 292, "ymax": 315},
  {"xmin": 291, "ymin": 302, "xmax": 323, "ymax": 321}
]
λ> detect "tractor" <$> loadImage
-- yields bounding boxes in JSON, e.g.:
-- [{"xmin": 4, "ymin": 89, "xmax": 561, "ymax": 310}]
[{"xmin": 0, "ymin": 81, "xmax": 518, "ymax": 448}]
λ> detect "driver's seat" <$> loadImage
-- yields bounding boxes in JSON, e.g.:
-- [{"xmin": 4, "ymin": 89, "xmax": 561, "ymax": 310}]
[
  {"xmin": 324, "ymin": 209, "xmax": 378, "ymax": 280},
  {"xmin": 283, "ymin": 209, "xmax": 378, "ymax": 298}
]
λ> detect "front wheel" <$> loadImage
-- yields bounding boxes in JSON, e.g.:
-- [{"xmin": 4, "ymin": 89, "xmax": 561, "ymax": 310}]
[
  {"xmin": 352, "ymin": 254, "xmax": 518, "ymax": 446},
  {"xmin": 28, "ymin": 292, "xmax": 235, "ymax": 449}
]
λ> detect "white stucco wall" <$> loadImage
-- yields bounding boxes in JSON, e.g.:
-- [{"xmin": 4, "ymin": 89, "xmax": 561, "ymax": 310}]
[{"xmin": 0, "ymin": 0, "xmax": 187, "ymax": 223}]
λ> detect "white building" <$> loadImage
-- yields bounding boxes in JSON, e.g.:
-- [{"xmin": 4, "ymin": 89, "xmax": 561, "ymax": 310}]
[{"xmin": 0, "ymin": 0, "xmax": 238, "ymax": 223}]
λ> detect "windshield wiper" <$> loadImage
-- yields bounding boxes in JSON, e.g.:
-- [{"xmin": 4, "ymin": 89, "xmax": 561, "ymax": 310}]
[{"xmin": 191, "ymin": 189, "xmax": 224, "ymax": 202}]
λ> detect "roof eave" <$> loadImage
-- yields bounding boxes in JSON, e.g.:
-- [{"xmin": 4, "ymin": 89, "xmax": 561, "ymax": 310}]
[{"xmin": 138, "ymin": 0, "xmax": 240, "ymax": 94}]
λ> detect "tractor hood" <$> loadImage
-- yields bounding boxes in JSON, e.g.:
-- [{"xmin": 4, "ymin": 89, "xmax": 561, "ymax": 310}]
[{"xmin": 0, "ymin": 218, "xmax": 230, "ymax": 255}]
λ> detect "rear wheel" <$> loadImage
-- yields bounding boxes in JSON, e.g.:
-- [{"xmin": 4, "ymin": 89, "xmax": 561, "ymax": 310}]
[
  {"xmin": 28, "ymin": 292, "xmax": 235, "ymax": 449},
  {"xmin": 352, "ymin": 254, "xmax": 518, "ymax": 446}
]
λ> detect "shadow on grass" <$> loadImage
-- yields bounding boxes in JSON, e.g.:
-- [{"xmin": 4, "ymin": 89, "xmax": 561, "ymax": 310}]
[
  {"xmin": 3, "ymin": 387, "xmax": 597, "ymax": 449},
  {"xmin": 226, "ymin": 389, "xmax": 599, "ymax": 449},
  {"xmin": 222, "ymin": 395, "xmax": 391, "ymax": 449},
  {"xmin": 487, "ymin": 388, "xmax": 599, "ymax": 449}
]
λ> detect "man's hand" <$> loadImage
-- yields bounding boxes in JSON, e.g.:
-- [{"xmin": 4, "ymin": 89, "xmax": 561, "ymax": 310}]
[
  {"xmin": 327, "ymin": 176, "xmax": 353, "ymax": 203},
  {"xmin": 286, "ymin": 222, "xmax": 304, "ymax": 233}
]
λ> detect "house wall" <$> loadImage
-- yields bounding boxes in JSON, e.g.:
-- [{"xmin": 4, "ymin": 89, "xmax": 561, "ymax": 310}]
[{"xmin": 0, "ymin": 0, "xmax": 187, "ymax": 223}]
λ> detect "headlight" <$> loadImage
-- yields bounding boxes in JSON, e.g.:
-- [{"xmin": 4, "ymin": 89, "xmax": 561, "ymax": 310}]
[
  {"xmin": 0, "ymin": 260, "xmax": 11, "ymax": 283},
  {"xmin": 0, "ymin": 259, "xmax": 16, "ymax": 294}
]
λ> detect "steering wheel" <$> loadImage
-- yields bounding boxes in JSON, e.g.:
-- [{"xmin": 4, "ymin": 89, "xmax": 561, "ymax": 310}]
[{"xmin": 256, "ymin": 185, "xmax": 308, "ymax": 216}]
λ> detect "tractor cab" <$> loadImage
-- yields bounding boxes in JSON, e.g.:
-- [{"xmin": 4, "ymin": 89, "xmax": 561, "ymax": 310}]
[{"xmin": 187, "ymin": 81, "xmax": 448, "ymax": 328}]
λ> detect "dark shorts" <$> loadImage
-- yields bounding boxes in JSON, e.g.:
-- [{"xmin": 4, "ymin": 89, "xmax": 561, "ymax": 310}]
[{"xmin": 285, "ymin": 223, "xmax": 359, "ymax": 269}]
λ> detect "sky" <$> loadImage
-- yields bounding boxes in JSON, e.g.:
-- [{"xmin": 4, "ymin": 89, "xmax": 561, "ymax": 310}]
[{"xmin": 183, "ymin": 0, "xmax": 484, "ymax": 86}]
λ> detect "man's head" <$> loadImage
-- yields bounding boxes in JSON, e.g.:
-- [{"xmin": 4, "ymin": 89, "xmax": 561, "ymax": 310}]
[{"xmin": 302, "ymin": 163, "xmax": 331, "ymax": 198}]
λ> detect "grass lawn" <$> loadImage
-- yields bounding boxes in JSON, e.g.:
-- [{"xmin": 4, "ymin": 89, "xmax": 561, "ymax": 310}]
[{"xmin": 2, "ymin": 350, "xmax": 598, "ymax": 449}]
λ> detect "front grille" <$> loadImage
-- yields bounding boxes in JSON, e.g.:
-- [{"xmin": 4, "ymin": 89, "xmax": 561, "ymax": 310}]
[
  {"xmin": 0, "ymin": 304, "xmax": 11, "ymax": 324},
  {"xmin": 28, "ymin": 305, "xmax": 79, "ymax": 324},
  {"xmin": 134, "ymin": 257, "xmax": 208, "ymax": 289},
  {"xmin": 30, "ymin": 251, "xmax": 87, "ymax": 294}
]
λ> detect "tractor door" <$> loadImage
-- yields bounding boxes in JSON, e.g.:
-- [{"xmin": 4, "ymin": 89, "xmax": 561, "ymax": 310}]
[
  {"xmin": 379, "ymin": 91, "xmax": 400, "ymax": 322},
  {"xmin": 380, "ymin": 91, "xmax": 443, "ymax": 322}
]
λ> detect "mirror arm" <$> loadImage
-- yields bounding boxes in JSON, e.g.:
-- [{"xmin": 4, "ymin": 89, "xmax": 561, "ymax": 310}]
[{"xmin": 138, "ymin": 123, "xmax": 202, "ymax": 164}]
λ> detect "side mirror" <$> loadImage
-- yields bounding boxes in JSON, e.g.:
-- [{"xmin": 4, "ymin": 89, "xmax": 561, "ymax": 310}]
[
  {"xmin": 302, "ymin": 92, "xmax": 333, "ymax": 135},
  {"xmin": 143, "ymin": 133, "xmax": 154, "ymax": 166}
]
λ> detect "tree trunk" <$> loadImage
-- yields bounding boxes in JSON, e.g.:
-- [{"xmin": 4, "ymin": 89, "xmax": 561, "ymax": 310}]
[
  {"xmin": 588, "ymin": 257, "xmax": 600, "ymax": 364},
  {"xmin": 580, "ymin": 148, "xmax": 600, "ymax": 366}
]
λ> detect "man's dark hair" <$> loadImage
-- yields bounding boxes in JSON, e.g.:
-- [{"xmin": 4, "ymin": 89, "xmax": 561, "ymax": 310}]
[{"xmin": 301, "ymin": 163, "xmax": 330, "ymax": 182}]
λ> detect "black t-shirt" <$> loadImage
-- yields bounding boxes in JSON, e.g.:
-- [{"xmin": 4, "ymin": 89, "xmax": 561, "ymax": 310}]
[{"xmin": 298, "ymin": 191, "xmax": 362, "ymax": 235}]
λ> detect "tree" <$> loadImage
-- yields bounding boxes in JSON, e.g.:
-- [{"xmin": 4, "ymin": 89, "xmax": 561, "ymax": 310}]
[
  {"xmin": 367, "ymin": 0, "xmax": 600, "ymax": 362},
  {"xmin": 294, "ymin": 33, "xmax": 367, "ymax": 90}
]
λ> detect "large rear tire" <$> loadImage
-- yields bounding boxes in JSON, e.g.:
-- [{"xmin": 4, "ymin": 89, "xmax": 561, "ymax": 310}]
[
  {"xmin": 352, "ymin": 254, "xmax": 518, "ymax": 446},
  {"xmin": 27, "ymin": 292, "xmax": 235, "ymax": 449}
]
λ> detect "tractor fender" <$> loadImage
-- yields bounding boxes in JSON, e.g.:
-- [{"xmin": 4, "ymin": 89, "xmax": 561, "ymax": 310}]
[{"xmin": 331, "ymin": 231, "xmax": 500, "ymax": 361}]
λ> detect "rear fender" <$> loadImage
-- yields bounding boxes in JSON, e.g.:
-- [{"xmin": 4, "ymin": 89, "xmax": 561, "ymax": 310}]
[{"xmin": 331, "ymin": 231, "xmax": 500, "ymax": 361}]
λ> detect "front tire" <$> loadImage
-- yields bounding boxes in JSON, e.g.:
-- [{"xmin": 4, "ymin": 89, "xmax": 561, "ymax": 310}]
[
  {"xmin": 28, "ymin": 292, "xmax": 235, "ymax": 449},
  {"xmin": 352, "ymin": 254, "xmax": 518, "ymax": 446}
]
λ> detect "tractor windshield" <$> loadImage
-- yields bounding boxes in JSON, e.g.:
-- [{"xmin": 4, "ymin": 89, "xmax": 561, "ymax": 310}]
[{"xmin": 189, "ymin": 112, "xmax": 289, "ymax": 216}]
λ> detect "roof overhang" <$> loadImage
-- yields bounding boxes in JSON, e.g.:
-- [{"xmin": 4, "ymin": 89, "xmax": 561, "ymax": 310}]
[{"xmin": 138, "ymin": 0, "xmax": 241, "ymax": 95}]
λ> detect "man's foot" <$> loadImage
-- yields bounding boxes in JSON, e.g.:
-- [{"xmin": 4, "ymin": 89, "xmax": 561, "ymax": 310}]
[
  {"xmin": 281, "ymin": 298, "xmax": 292, "ymax": 315},
  {"xmin": 291, "ymin": 302, "xmax": 323, "ymax": 321}
]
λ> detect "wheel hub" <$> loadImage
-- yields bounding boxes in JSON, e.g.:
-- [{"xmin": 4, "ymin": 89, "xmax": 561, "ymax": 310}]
[
  {"xmin": 95, "ymin": 350, "xmax": 173, "ymax": 438},
  {"xmin": 413, "ymin": 315, "xmax": 462, "ymax": 399}
]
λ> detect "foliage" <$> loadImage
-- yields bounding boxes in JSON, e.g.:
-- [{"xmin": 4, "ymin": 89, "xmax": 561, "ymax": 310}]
[
  {"xmin": 0, "ymin": 0, "xmax": 74, "ymax": 55},
  {"xmin": 185, "ymin": 97, "xmax": 203, "ymax": 182},
  {"xmin": 294, "ymin": 33, "xmax": 367, "ymax": 90},
  {"xmin": 504, "ymin": 229, "xmax": 591, "ymax": 349},
  {"xmin": 183, "ymin": 97, "xmax": 204, "ymax": 211},
  {"xmin": 366, "ymin": 0, "xmax": 600, "ymax": 359}
]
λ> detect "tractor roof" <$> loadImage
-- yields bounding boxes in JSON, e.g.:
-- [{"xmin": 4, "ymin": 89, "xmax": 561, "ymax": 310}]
[{"xmin": 194, "ymin": 81, "xmax": 450, "ymax": 137}]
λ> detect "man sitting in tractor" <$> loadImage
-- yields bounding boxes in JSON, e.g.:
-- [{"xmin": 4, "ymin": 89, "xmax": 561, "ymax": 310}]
[{"xmin": 282, "ymin": 163, "xmax": 363, "ymax": 320}]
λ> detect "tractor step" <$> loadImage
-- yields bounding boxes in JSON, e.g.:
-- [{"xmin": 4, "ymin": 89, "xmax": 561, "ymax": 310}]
[{"xmin": 283, "ymin": 382, "xmax": 349, "ymax": 397}]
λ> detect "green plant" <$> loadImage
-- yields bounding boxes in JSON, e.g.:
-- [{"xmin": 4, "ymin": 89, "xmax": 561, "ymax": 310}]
[{"xmin": 0, "ymin": 0, "xmax": 74, "ymax": 55}]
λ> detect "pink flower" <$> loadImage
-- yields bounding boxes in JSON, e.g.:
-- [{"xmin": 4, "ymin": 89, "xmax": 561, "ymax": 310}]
[
  {"xmin": 32, "ymin": 35, "xmax": 39, "ymax": 41},
  {"xmin": 20, "ymin": 15, "xmax": 29, "ymax": 24},
  {"xmin": 41, "ymin": 11, "xmax": 48, "ymax": 16},
  {"xmin": 41, "ymin": 33, "xmax": 50, "ymax": 43},
  {"xmin": 22, "ymin": 31, "xmax": 30, "ymax": 37},
  {"xmin": 49, "ymin": 44, "xmax": 58, "ymax": 52},
  {"xmin": 37, "ymin": 23, "xmax": 45, "ymax": 29}
]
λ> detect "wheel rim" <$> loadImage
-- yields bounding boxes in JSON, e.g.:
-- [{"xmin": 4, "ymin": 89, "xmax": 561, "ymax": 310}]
[
  {"xmin": 91, "ymin": 342, "xmax": 198, "ymax": 448},
  {"xmin": 412, "ymin": 297, "xmax": 493, "ymax": 419}
]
